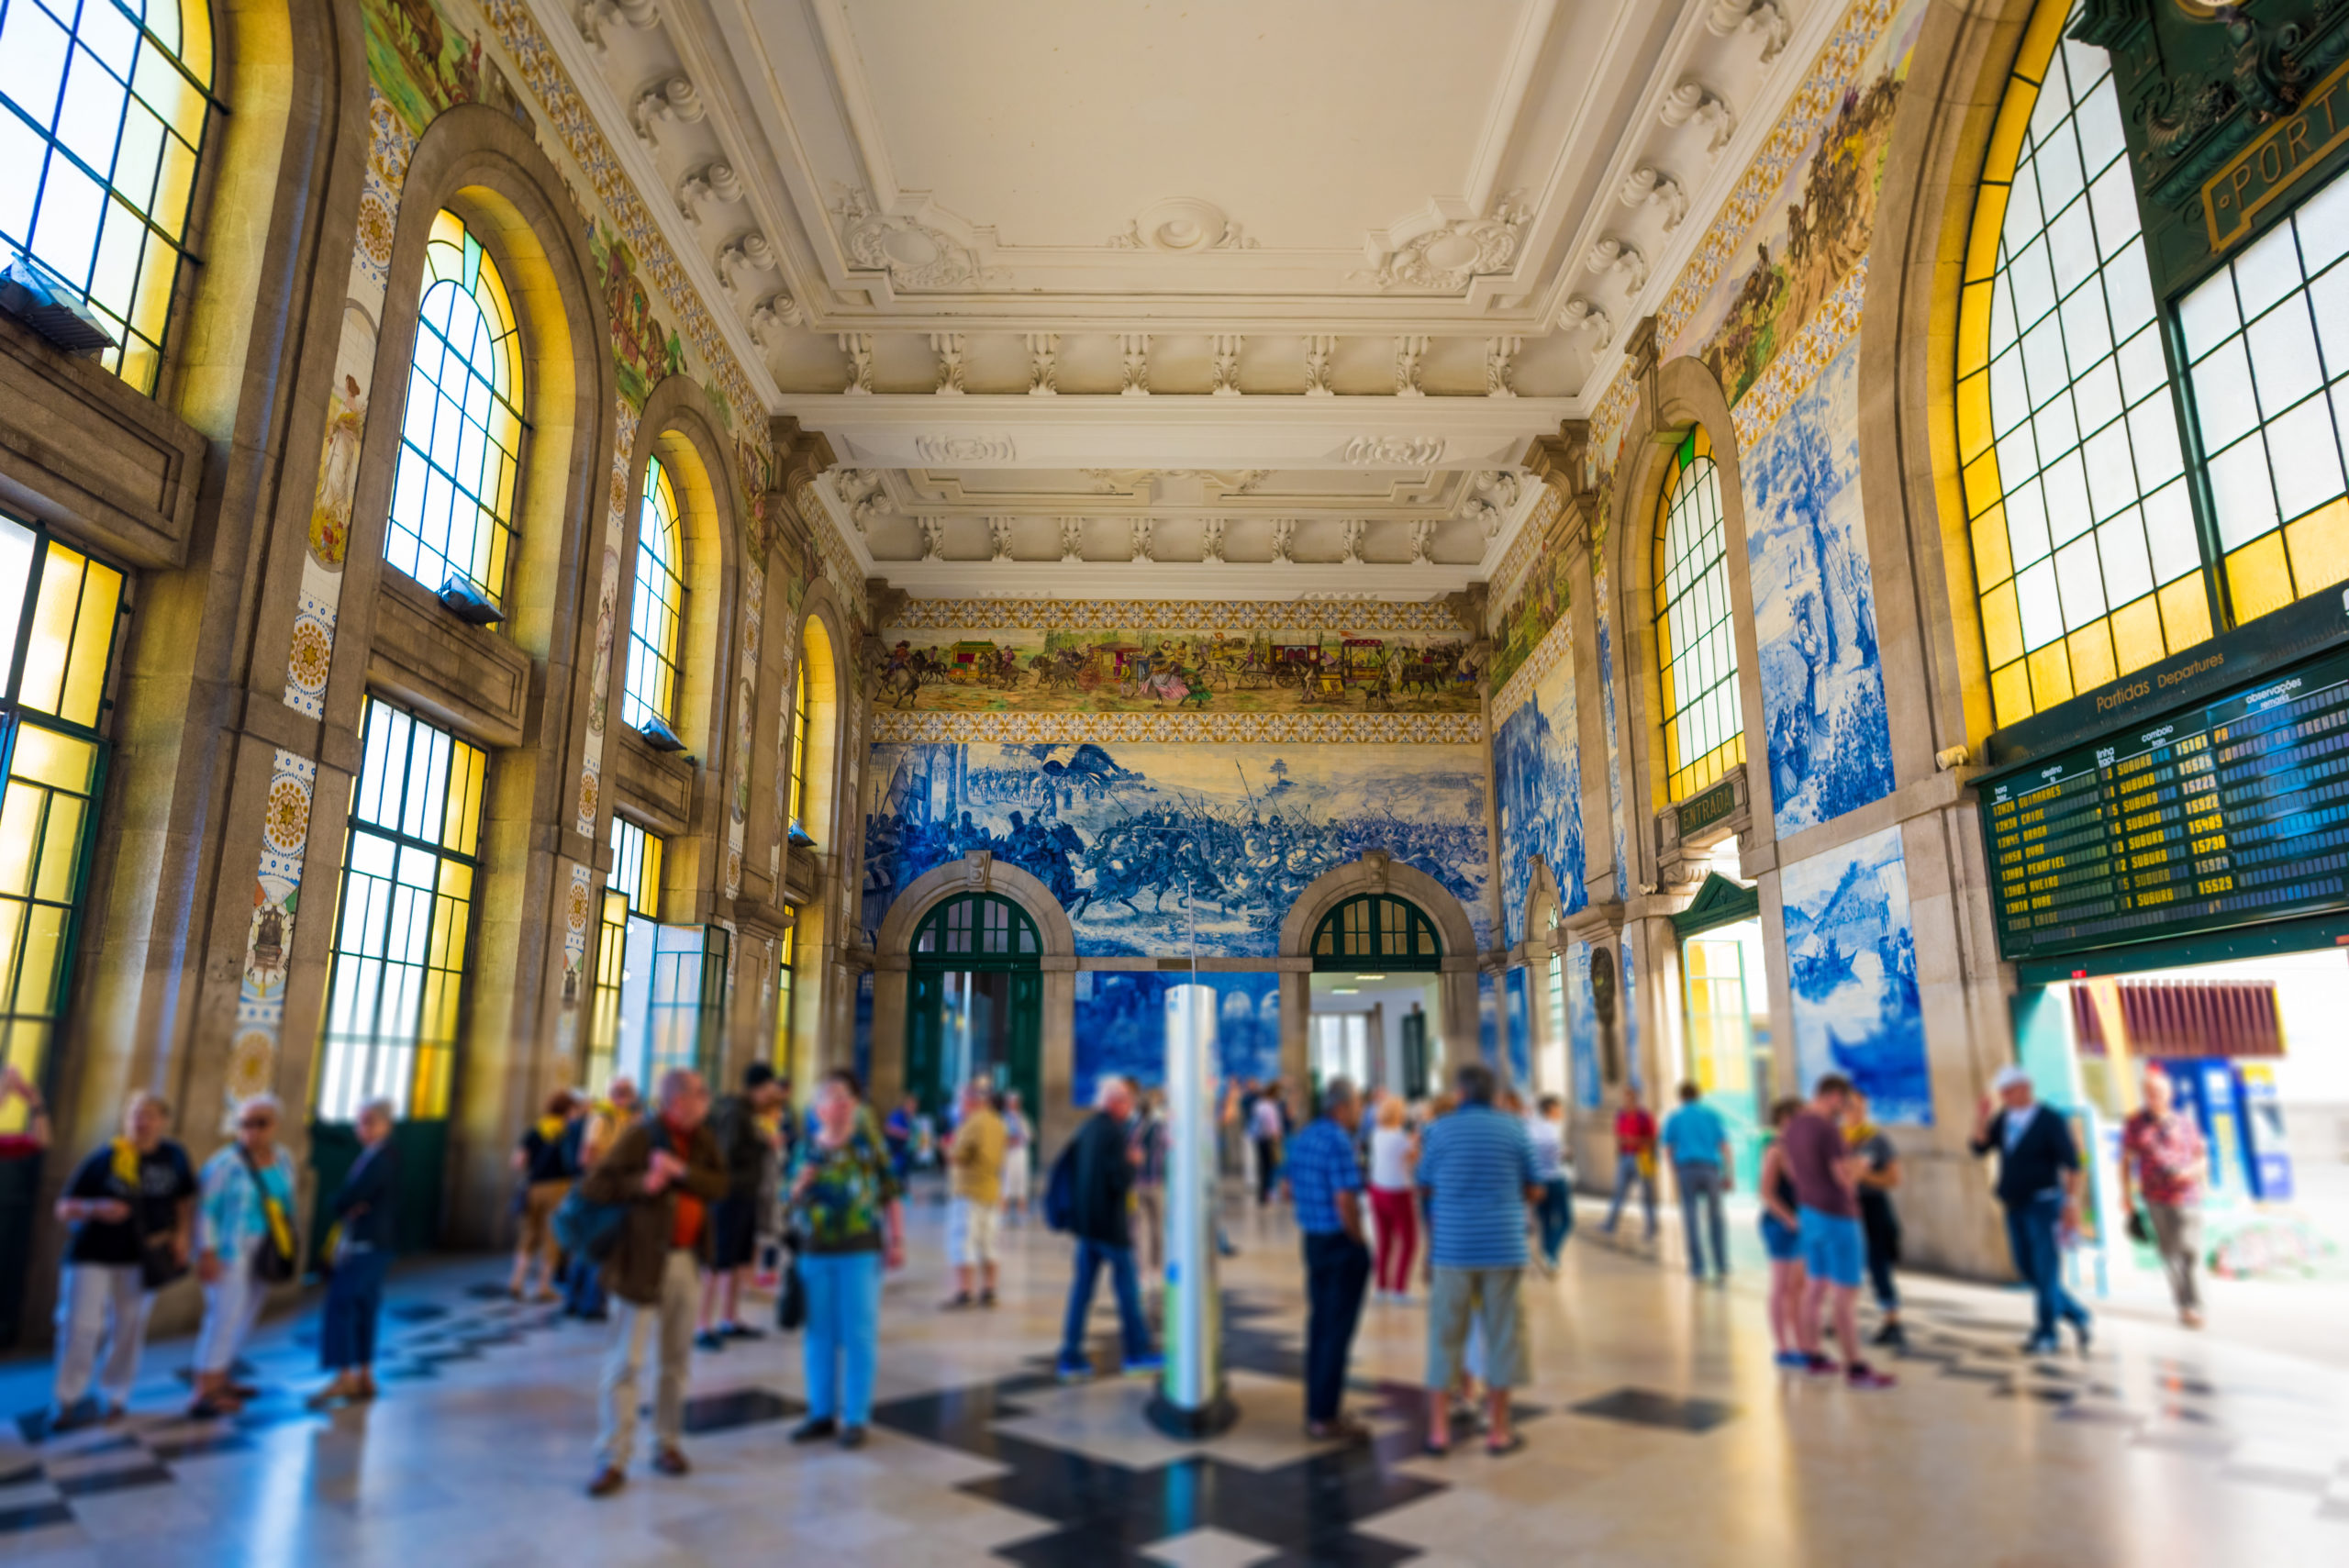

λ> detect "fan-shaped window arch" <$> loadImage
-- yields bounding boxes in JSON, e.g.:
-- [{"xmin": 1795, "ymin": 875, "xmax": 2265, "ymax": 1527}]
[
  {"xmin": 911, "ymin": 892, "xmax": 1040, "ymax": 971},
  {"xmin": 386, "ymin": 209, "xmax": 527, "ymax": 607},
  {"xmin": 1310, "ymin": 893, "xmax": 1441, "ymax": 973},
  {"xmin": 1653, "ymin": 428, "xmax": 1742, "ymax": 802},
  {"xmin": 0, "ymin": 0, "xmax": 213, "ymax": 392},
  {"xmin": 1954, "ymin": 0, "xmax": 2209, "ymax": 727},
  {"xmin": 622, "ymin": 453, "xmax": 684, "ymax": 732}
]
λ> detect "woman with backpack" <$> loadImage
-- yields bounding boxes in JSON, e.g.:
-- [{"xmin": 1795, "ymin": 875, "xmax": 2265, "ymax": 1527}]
[
  {"xmin": 190, "ymin": 1095, "xmax": 299, "ymax": 1418},
  {"xmin": 785, "ymin": 1071, "xmax": 904, "ymax": 1450}
]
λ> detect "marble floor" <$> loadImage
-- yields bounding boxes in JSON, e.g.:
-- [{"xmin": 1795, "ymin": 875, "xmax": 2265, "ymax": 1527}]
[{"xmin": 1, "ymin": 1188, "xmax": 2345, "ymax": 1566}]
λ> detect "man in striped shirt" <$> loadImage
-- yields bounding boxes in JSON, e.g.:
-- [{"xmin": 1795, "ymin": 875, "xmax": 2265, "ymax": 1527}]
[
  {"xmin": 1416, "ymin": 1062, "xmax": 1542, "ymax": 1456},
  {"xmin": 1284, "ymin": 1077, "xmax": 1372, "ymax": 1440}
]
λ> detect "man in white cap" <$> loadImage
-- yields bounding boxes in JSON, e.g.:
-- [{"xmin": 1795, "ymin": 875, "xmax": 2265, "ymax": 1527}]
[{"xmin": 1967, "ymin": 1064, "xmax": 2091, "ymax": 1354}]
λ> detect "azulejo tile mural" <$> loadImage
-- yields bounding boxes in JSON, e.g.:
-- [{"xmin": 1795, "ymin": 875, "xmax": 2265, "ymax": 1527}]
[
  {"xmin": 1745, "ymin": 339, "xmax": 1896, "ymax": 837},
  {"xmin": 863, "ymin": 742, "xmax": 1491, "ymax": 958},
  {"xmin": 1073, "ymin": 972, "xmax": 1283, "ymax": 1106},
  {"xmin": 1492, "ymin": 617, "xmax": 1586, "ymax": 945},
  {"xmin": 873, "ymin": 623, "xmax": 1483, "ymax": 717},
  {"xmin": 1779, "ymin": 824, "xmax": 1929, "ymax": 1125}
]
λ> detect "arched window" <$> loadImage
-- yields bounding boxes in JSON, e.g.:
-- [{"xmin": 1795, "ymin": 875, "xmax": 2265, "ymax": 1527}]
[
  {"xmin": 792, "ymin": 617, "xmax": 837, "ymax": 846},
  {"xmin": 386, "ymin": 210, "xmax": 525, "ymax": 607},
  {"xmin": 0, "ymin": 0, "xmax": 213, "ymax": 393},
  {"xmin": 622, "ymin": 454, "xmax": 684, "ymax": 733},
  {"xmin": 1955, "ymin": 2, "xmax": 2204, "ymax": 726},
  {"xmin": 1310, "ymin": 893, "xmax": 1441, "ymax": 973},
  {"xmin": 911, "ymin": 892, "xmax": 1039, "ymax": 968},
  {"xmin": 787, "ymin": 654, "xmax": 809, "ymax": 828},
  {"xmin": 1653, "ymin": 428, "xmax": 1742, "ymax": 802}
]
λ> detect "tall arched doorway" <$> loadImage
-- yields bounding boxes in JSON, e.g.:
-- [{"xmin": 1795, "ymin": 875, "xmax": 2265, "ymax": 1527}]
[
  {"xmin": 1307, "ymin": 891, "xmax": 1443, "ymax": 1098},
  {"xmin": 904, "ymin": 891, "xmax": 1043, "ymax": 1121}
]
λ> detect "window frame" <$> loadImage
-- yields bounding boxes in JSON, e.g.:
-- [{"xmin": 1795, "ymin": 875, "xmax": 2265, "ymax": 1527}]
[
  {"xmin": 315, "ymin": 695, "xmax": 488, "ymax": 1124},
  {"xmin": 1309, "ymin": 893, "xmax": 1442, "ymax": 973},
  {"xmin": 1651, "ymin": 428, "xmax": 1744, "ymax": 803},
  {"xmin": 384, "ymin": 207, "xmax": 529, "ymax": 610},
  {"xmin": 621, "ymin": 452, "xmax": 685, "ymax": 734}
]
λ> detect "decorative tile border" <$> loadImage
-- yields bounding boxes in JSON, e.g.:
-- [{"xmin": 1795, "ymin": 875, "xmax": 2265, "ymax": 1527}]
[
  {"xmin": 228, "ymin": 748, "xmax": 319, "ymax": 1118},
  {"xmin": 575, "ymin": 400, "xmax": 640, "ymax": 839},
  {"xmin": 887, "ymin": 596, "xmax": 1468, "ymax": 635},
  {"xmin": 1488, "ymin": 485, "xmax": 1563, "ymax": 629},
  {"xmin": 871, "ymin": 708, "xmax": 1485, "ymax": 745},
  {"xmin": 1491, "ymin": 607, "xmax": 1575, "ymax": 726},
  {"xmin": 1731, "ymin": 262, "xmax": 1870, "ymax": 452}
]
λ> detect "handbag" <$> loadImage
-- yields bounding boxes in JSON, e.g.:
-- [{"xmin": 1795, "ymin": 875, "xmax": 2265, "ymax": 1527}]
[
  {"xmin": 238, "ymin": 1146, "xmax": 299, "ymax": 1284},
  {"xmin": 774, "ymin": 1230, "xmax": 807, "ymax": 1332},
  {"xmin": 114, "ymin": 1140, "xmax": 187, "ymax": 1291}
]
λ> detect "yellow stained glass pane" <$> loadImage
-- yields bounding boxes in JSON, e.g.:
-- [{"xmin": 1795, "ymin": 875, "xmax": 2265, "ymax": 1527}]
[
  {"xmin": 16, "ymin": 548, "xmax": 89, "ymax": 718},
  {"xmin": 10, "ymin": 727, "xmax": 96, "ymax": 794},
  {"xmin": 0, "ymin": 904, "xmax": 23, "ymax": 1008},
  {"xmin": 1963, "ymin": 450, "xmax": 2004, "ymax": 519},
  {"xmin": 1981, "ymin": 581, "xmax": 2024, "ymax": 668},
  {"xmin": 640, "ymin": 835, "xmax": 663, "ymax": 916},
  {"xmin": 430, "ymin": 207, "xmax": 465, "ymax": 252},
  {"xmin": 1692, "ymin": 426, "xmax": 1711, "ymax": 459},
  {"xmin": 2110, "ymin": 593, "xmax": 2166, "ymax": 674},
  {"xmin": 61, "ymin": 561, "xmax": 121, "ymax": 728},
  {"xmin": 1965, "ymin": 184, "xmax": 2010, "ymax": 288},
  {"xmin": 184, "ymin": 0, "xmax": 217, "ymax": 84},
  {"xmin": 0, "ymin": 789, "xmax": 38, "ymax": 897},
  {"xmin": 2066, "ymin": 620, "xmax": 2117, "ymax": 693},
  {"xmin": 1972, "ymin": 508, "xmax": 2014, "ymax": 595},
  {"xmin": 1957, "ymin": 282, "xmax": 1994, "ymax": 374},
  {"xmin": 2017, "ymin": 0, "xmax": 2071, "ymax": 82},
  {"xmin": 151, "ymin": 139, "xmax": 197, "ymax": 243},
  {"xmin": 13, "ymin": 904, "xmax": 62, "ymax": 1013},
  {"xmin": 2284, "ymin": 495, "xmax": 2349, "ymax": 599},
  {"xmin": 414, "ymin": 1046, "xmax": 451, "ymax": 1119},
  {"xmin": 2158, "ymin": 575, "xmax": 2214, "ymax": 651},
  {"xmin": 2225, "ymin": 532, "xmax": 2294, "ymax": 625},
  {"xmin": 130, "ymin": 247, "xmax": 176, "ymax": 340},
  {"xmin": 1957, "ymin": 372, "xmax": 1994, "ymax": 464},
  {"xmin": 2027, "ymin": 642, "xmax": 2075, "ymax": 710},
  {"xmin": 33, "ymin": 795, "xmax": 83, "ymax": 904}
]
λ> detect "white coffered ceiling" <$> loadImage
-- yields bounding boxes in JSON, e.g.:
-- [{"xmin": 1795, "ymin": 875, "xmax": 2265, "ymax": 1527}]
[{"xmin": 544, "ymin": 0, "xmax": 1831, "ymax": 594}]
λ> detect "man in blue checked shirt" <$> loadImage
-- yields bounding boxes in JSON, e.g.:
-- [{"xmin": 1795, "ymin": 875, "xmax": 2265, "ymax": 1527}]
[
  {"xmin": 1284, "ymin": 1077, "xmax": 1373, "ymax": 1440},
  {"xmin": 1416, "ymin": 1062, "xmax": 1542, "ymax": 1457}
]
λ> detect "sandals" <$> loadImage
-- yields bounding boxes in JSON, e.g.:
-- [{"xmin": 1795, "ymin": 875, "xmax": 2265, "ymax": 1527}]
[{"xmin": 1485, "ymin": 1433, "xmax": 1527, "ymax": 1457}]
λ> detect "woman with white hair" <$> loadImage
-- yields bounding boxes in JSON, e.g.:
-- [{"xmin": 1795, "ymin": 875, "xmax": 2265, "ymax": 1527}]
[{"xmin": 190, "ymin": 1095, "xmax": 299, "ymax": 1418}]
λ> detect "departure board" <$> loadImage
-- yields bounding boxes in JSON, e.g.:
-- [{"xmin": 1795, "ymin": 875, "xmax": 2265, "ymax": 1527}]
[{"xmin": 1982, "ymin": 639, "xmax": 2349, "ymax": 961}]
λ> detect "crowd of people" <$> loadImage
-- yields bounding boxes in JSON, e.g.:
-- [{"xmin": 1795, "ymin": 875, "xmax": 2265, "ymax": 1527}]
[{"xmin": 23, "ymin": 1041, "xmax": 2220, "ymax": 1484}]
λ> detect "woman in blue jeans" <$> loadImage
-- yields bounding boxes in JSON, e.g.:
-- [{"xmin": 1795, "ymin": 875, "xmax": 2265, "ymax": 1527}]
[
  {"xmin": 787, "ymin": 1072, "xmax": 905, "ymax": 1449},
  {"xmin": 308, "ymin": 1099, "xmax": 400, "ymax": 1408}
]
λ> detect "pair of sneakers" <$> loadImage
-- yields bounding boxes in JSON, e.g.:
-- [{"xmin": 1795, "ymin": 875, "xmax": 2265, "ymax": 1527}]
[{"xmin": 1779, "ymin": 1351, "xmax": 1896, "ymax": 1389}]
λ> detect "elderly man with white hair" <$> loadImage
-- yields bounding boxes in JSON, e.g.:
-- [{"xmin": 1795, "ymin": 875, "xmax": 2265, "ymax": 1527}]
[
  {"xmin": 943, "ymin": 1080, "xmax": 1008, "ymax": 1309},
  {"xmin": 190, "ymin": 1094, "xmax": 298, "ymax": 1419},
  {"xmin": 1968, "ymin": 1063, "xmax": 2092, "ymax": 1354},
  {"xmin": 1052, "ymin": 1075, "xmax": 1162, "ymax": 1382}
]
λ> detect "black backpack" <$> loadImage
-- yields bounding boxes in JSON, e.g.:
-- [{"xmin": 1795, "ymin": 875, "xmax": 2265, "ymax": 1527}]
[{"xmin": 1042, "ymin": 1137, "xmax": 1079, "ymax": 1234}]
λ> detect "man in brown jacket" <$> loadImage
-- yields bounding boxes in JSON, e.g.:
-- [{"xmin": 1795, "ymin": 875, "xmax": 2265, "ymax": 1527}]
[{"xmin": 584, "ymin": 1068, "xmax": 729, "ymax": 1497}]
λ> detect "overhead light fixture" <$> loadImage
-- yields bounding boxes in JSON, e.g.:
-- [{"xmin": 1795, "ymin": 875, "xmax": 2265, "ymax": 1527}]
[
  {"xmin": 1356, "ymin": 974, "xmax": 1386, "ymax": 982},
  {"xmin": 1330, "ymin": 987, "xmax": 1359, "ymax": 995},
  {"xmin": 437, "ymin": 574, "xmax": 505, "ymax": 626},
  {"xmin": 0, "ymin": 254, "xmax": 114, "ymax": 355}
]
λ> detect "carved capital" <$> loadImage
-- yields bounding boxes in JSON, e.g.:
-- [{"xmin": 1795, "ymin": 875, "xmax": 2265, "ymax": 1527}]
[
  {"xmin": 1624, "ymin": 315, "xmax": 1660, "ymax": 381},
  {"xmin": 865, "ymin": 576, "xmax": 909, "ymax": 628},
  {"xmin": 1442, "ymin": 582, "xmax": 1489, "ymax": 638}
]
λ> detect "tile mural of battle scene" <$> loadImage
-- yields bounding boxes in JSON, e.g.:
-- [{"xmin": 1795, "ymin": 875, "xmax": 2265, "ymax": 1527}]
[
  {"xmin": 871, "ymin": 627, "xmax": 1485, "ymax": 716},
  {"xmin": 863, "ymin": 742, "xmax": 1492, "ymax": 958}
]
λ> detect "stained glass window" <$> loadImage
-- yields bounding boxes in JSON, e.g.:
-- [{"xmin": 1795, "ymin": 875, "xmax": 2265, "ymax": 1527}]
[
  {"xmin": 317, "ymin": 698, "xmax": 486, "ymax": 1122},
  {"xmin": 0, "ymin": 0, "xmax": 212, "ymax": 393},
  {"xmin": 608, "ymin": 813, "xmax": 660, "ymax": 917},
  {"xmin": 584, "ymin": 886, "xmax": 628, "ymax": 1095},
  {"xmin": 0, "ymin": 511, "xmax": 123, "ymax": 1124},
  {"xmin": 1955, "ymin": 0, "xmax": 2210, "ymax": 727},
  {"xmin": 386, "ymin": 209, "xmax": 525, "ymax": 608},
  {"xmin": 623, "ymin": 455, "xmax": 684, "ymax": 731},
  {"xmin": 787, "ymin": 654, "xmax": 808, "ymax": 829},
  {"xmin": 1653, "ymin": 428, "xmax": 1742, "ymax": 802},
  {"xmin": 1309, "ymin": 894, "xmax": 1440, "ymax": 972},
  {"xmin": 2176, "ymin": 180, "xmax": 2349, "ymax": 626},
  {"xmin": 773, "ymin": 909, "xmax": 796, "ymax": 1073}
]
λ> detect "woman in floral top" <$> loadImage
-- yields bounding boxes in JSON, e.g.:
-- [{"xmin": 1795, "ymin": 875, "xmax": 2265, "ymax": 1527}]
[{"xmin": 786, "ymin": 1070, "xmax": 904, "ymax": 1449}]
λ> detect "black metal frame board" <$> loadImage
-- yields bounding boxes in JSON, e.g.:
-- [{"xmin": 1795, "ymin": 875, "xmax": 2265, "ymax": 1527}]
[{"xmin": 1981, "ymin": 637, "xmax": 2349, "ymax": 962}]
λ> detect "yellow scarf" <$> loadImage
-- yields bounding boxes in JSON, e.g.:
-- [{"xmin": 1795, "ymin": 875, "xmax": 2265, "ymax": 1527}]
[
  {"xmin": 110, "ymin": 1137, "xmax": 139, "ymax": 1188},
  {"xmin": 536, "ymin": 1115, "xmax": 568, "ymax": 1144}
]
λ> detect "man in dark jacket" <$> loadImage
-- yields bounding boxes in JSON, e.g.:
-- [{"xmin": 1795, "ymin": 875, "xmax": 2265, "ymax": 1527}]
[
  {"xmin": 583, "ymin": 1069, "xmax": 729, "ymax": 1496},
  {"xmin": 696, "ymin": 1062, "xmax": 787, "ymax": 1349},
  {"xmin": 1968, "ymin": 1065, "xmax": 2092, "ymax": 1354},
  {"xmin": 1053, "ymin": 1076, "xmax": 1161, "ymax": 1382}
]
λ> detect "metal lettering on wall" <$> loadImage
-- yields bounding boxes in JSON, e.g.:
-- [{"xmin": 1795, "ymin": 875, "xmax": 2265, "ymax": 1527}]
[
  {"xmin": 1981, "ymin": 639, "xmax": 2349, "ymax": 960},
  {"xmin": 2204, "ymin": 57, "xmax": 2349, "ymax": 251}
]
